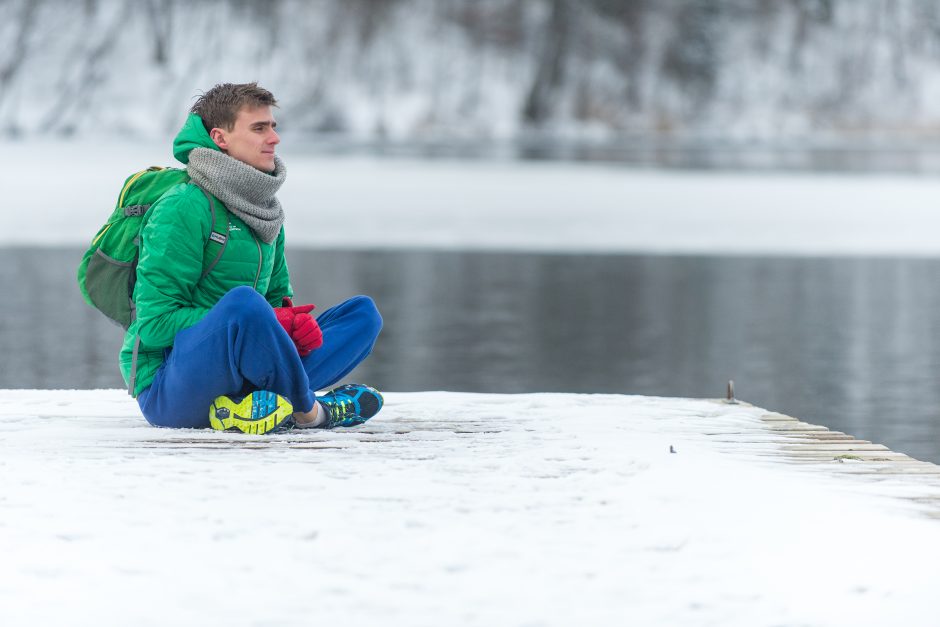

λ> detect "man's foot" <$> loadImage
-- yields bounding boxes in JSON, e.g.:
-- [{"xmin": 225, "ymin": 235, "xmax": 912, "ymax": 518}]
[
  {"xmin": 317, "ymin": 384, "xmax": 384, "ymax": 428},
  {"xmin": 209, "ymin": 390, "xmax": 295, "ymax": 435}
]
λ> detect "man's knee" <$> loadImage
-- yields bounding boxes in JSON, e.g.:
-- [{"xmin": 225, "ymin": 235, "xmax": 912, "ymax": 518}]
[
  {"xmin": 349, "ymin": 295, "xmax": 383, "ymax": 338},
  {"xmin": 217, "ymin": 286, "xmax": 272, "ymax": 323}
]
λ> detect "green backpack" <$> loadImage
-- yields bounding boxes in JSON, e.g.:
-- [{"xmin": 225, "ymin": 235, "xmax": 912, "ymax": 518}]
[{"xmin": 77, "ymin": 166, "xmax": 229, "ymax": 329}]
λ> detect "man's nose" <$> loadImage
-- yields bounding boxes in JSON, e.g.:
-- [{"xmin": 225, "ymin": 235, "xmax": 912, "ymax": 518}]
[{"xmin": 268, "ymin": 129, "xmax": 280, "ymax": 145}]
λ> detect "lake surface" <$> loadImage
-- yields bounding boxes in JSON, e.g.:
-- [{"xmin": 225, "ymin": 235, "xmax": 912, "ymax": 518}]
[{"xmin": 4, "ymin": 247, "xmax": 940, "ymax": 464}]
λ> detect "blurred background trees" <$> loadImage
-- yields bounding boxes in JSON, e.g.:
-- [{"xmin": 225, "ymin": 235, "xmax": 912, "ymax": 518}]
[{"xmin": 2, "ymin": 0, "xmax": 940, "ymax": 141}]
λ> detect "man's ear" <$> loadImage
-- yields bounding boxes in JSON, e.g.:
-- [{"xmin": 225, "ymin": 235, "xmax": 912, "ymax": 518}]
[{"xmin": 210, "ymin": 127, "xmax": 228, "ymax": 150}]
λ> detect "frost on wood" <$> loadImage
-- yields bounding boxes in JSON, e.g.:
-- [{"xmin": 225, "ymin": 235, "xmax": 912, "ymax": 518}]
[{"xmin": 0, "ymin": 390, "xmax": 939, "ymax": 626}]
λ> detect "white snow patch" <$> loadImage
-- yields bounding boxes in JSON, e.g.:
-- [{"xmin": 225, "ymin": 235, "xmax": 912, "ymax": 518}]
[
  {"xmin": 0, "ymin": 390, "xmax": 938, "ymax": 626},
  {"xmin": 8, "ymin": 140, "xmax": 940, "ymax": 256}
]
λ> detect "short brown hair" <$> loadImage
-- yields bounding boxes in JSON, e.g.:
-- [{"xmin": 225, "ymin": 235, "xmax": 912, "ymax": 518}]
[{"xmin": 191, "ymin": 82, "xmax": 278, "ymax": 132}]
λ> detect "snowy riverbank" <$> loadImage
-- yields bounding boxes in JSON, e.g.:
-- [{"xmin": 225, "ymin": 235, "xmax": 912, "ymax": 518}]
[
  {"xmin": 10, "ymin": 140, "xmax": 940, "ymax": 256},
  {"xmin": 1, "ymin": 390, "xmax": 939, "ymax": 626}
]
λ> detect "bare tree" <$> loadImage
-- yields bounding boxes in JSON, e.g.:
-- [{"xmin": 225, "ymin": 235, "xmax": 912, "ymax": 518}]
[
  {"xmin": 660, "ymin": 0, "xmax": 723, "ymax": 107},
  {"xmin": 590, "ymin": 0, "xmax": 650, "ymax": 110},
  {"xmin": 144, "ymin": 0, "xmax": 173, "ymax": 66},
  {"xmin": 0, "ymin": 0, "xmax": 40, "ymax": 92},
  {"xmin": 523, "ymin": 0, "xmax": 573, "ymax": 126},
  {"xmin": 789, "ymin": 0, "xmax": 833, "ymax": 71},
  {"xmin": 884, "ymin": 0, "xmax": 909, "ymax": 88}
]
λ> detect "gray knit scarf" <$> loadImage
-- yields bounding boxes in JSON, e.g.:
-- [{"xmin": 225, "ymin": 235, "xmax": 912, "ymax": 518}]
[{"xmin": 187, "ymin": 147, "xmax": 286, "ymax": 243}]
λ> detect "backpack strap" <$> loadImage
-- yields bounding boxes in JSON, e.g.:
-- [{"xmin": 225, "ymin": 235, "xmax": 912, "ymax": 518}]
[
  {"xmin": 118, "ymin": 166, "xmax": 165, "ymax": 209},
  {"xmin": 198, "ymin": 187, "xmax": 229, "ymax": 281},
  {"xmin": 128, "ymin": 334, "xmax": 141, "ymax": 396}
]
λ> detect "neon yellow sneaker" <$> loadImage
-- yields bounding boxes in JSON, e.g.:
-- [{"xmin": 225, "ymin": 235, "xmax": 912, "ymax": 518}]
[{"xmin": 209, "ymin": 390, "xmax": 295, "ymax": 435}]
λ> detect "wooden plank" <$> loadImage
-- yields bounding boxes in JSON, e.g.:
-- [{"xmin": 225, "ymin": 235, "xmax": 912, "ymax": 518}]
[
  {"xmin": 784, "ymin": 433, "xmax": 855, "ymax": 440},
  {"xmin": 784, "ymin": 434, "xmax": 857, "ymax": 441},
  {"xmin": 764, "ymin": 425, "xmax": 831, "ymax": 432},
  {"xmin": 840, "ymin": 465, "xmax": 940, "ymax": 475},
  {"xmin": 793, "ymin": 441, "xmax": 865, "ymax": 446},
  {"xmin": 761, "ymin": 413, "xmax": 799, "ymax": 422},
  {"xmin": 782, "ymin": 451, "xmax": 914, "ymax": 461},
  {"xmin": 704, "ymin": 400, "xmax": 940, "ymax": 513}
]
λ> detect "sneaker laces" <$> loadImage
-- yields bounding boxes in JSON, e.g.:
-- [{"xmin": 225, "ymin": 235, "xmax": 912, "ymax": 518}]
[{"xmin": 326, "ymin": 397, "xmax": 352, "ymax": 421}]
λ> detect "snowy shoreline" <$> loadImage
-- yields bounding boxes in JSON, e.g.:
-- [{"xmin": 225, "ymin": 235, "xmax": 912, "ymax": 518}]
[
  {"xmin": 1, "ymin": 389, "xmax": 939, "ymax": 626},
  {"xmin": 10, "ymin": 141, "xmax": 940, "ymax": 256}
]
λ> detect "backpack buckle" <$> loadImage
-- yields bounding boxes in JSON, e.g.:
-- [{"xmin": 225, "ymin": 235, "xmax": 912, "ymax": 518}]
[{"xmin": 123, "ymin": 204, "xmax": 149, "ymax": 217}]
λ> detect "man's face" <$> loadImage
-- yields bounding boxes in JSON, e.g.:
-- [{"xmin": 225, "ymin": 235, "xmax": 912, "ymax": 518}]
[{"xmin": 210, "ymin": 105, "xmax": 280, "ymax": 173}]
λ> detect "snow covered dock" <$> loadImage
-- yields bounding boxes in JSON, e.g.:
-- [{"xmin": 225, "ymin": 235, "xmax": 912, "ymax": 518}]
[{"xmin": 1, "ymin": 390, "xmax": 940, "ymax": 626}]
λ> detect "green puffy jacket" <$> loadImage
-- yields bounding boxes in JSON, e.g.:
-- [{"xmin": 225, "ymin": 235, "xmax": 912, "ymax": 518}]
[{"xmin": 120, "ymin": 114, "xmax": 292, "ymax": 396}]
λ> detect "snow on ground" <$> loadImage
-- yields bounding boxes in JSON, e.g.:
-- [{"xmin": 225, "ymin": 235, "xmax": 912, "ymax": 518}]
[
  {"xmin": 9, "ymin": 139, "xmax": 940, "ymax": 255},
  {"xmin": 1, "ymin": 390, "xmax": 939, "ymax": 626}
]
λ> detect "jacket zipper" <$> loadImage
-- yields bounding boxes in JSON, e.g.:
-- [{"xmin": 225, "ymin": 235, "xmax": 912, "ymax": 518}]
[{"xmin": 252, "ymin": 234, "xmax": 262, "ymax": 289}]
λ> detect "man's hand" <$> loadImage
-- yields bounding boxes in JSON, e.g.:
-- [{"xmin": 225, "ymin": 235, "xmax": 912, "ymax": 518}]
[
  {"xmin": 273, "ymin": 298, "xmax": 300, "ymax": 335},
  {"xmin": 274, "ymin": 297, "xmax": 324, "ymax": 357},
  {"xmin": 291, "ymin": 309, "xmax": 323, "ymax": 356}
]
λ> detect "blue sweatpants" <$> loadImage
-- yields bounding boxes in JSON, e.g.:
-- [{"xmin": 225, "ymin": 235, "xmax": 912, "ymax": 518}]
[{"xmin": 137, "ymin": 286, "xmax": 382, "ymax": 429}]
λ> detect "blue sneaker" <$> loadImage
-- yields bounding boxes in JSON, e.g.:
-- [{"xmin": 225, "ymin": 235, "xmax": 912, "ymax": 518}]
[
  {"xmin": 317, "ymin": 384, "xmax": 384, "ymax": 428},
  {"xmin": 209, "ymin": 390, "xmax": 295, "ymax": 434}
]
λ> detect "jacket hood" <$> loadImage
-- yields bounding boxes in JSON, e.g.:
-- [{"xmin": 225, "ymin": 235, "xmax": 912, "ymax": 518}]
[{"xmin": 172, "ymin": 113, "xmax": 221, "ymax": 165}]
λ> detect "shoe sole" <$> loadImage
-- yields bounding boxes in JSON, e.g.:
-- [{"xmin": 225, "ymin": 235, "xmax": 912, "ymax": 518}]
[{"xmin": 209, "ymin": 391, "xmax": 294, "ymax": 435}]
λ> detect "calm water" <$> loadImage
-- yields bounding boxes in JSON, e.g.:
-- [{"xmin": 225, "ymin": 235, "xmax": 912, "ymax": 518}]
[{"xmin": 4, "ymin": 247, "xmax": 940, "ymax": 463}]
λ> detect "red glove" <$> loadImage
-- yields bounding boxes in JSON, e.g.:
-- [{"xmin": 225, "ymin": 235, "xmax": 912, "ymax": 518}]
[
  {"xmin": 274, "ymin": 297, "xmax": 323, "ymax": 357},
  {"xmin": 291, "ymin": 310, "xmax": 323, "ymax": 357}
]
